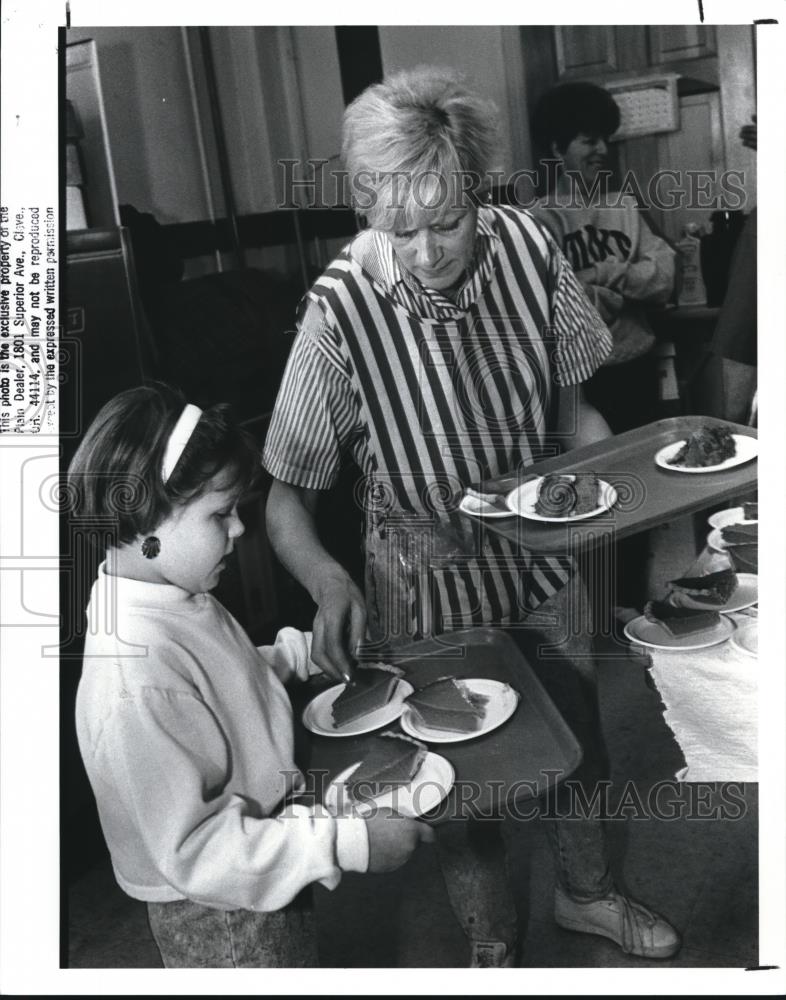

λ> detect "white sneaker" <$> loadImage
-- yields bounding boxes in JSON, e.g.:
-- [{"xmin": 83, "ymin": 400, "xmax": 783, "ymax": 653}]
[
  {"xmin": 469, "ymin": 940, "xmax": 516, "ymax": 967},
  {"xmin": 555, "ymin": 887, "xmax": 681, "ymax": 959}
]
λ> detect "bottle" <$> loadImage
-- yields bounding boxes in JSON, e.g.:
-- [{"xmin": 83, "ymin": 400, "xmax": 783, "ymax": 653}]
[
  {"xmin": 677, "ymin": 223, "xmax": 707, "ymax": 306},
  {"xmin": 700, "ymin": 210, "xmax": 745, "ymax": 306}
]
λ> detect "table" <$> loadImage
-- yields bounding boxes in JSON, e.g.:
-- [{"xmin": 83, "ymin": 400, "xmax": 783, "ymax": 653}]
[
  {"xmin": 633, "ymin": 546, "xmax": 758, "ymax": 782},
  {"xmin": 300, "ymin": 628, "xmax": 582, "ymax": 824}
]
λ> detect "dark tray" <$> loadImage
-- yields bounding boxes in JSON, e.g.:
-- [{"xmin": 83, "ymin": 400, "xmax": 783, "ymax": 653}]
[
  {"xmin": 470, "ymin": 416, "xmax": 757, "ymax": 554},
  {"xmin": 301, "ymin": 628, "xmax": 582, "ymax": 825}
]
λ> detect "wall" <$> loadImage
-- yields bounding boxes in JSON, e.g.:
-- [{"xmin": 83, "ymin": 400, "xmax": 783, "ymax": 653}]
[
  {"xmin": 289, "ymin": 27, "xmax": 345, "ymax": 164},
  {"xmin": 717, "ymin": 25, "xmax": 757, "ymax": 210},
  {"xmin": 65, "ymin": 26, "xmax": 315, "ymax": 277},
  {"xmin": 378, "ymin": 26, "xmax": 532, "ymax": 175},
  {"xmin": 66, "ymin": 27, "xmax": 215, "ymax": 225}
]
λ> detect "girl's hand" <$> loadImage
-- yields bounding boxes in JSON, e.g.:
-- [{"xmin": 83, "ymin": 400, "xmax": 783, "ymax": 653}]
[{"xmin": 364, "ymin": 808, "xmax": 435, "ymax": 872}]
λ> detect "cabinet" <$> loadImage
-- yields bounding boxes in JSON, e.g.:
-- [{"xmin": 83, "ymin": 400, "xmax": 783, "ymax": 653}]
[
  {"xmin": 553, "ymin": 25, "xmax": 719, "ymax": 82},
  {"xmin": 649, "ymin": 25, "xmax": 717, "ymax": 64},
  {"xmin": 554, "ymin": 26, "xmax": 618, "ymax": 77},
  {"xmin": 522, "ymin": 25, "xmax": 755, "ymax": 222},
  {"xmin": 616, "ymin": 91, "xmax": 725, "ymax": 244}
]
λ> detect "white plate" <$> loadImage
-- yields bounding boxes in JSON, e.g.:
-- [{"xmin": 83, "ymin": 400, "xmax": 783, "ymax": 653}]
[
  {"xmin": 655, "ymin": 434, "xmax": 758, "ymax": 473},
  {"xmin": 666, "ymin": 573, "xmax": 758, "ymax": 613},
  {"xmin": 707, "ymin": 526, "xmax": 758, "ymax": 554},
  {"xmin": 707, "ymin": 506, "xmax": 758, "ymax": 530},
  {"xmin": 706, "ymin": 527, "xmax": 727, "ymax": 553},
  {"xmin": 623, "ymin": 613, "xmax": 736, "ymax": 651},
  {"xmin": 324, "ymin": 751, "xmax": 454, "ymax": 819},
  {"xmin": 730, "ymin": 623, "xmax": 758, "ymax": 658},
  {"xmin": 459, "ymin": 492, "xmax": 514, "ymax": 519},
  {"xmin": 399, "ymin": 678, "xmax": 519, "ymax": 744},
  {"xmin": 506, "ymin": 477, "xmax": 618, "ymax": 523},
  {"xmin": 302, "ymin": 678, "xmax": 414, "ymax": 737}
]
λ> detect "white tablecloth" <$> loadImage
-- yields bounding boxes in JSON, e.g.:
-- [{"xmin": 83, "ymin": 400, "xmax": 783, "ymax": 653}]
[{"xmin": 642, "ymin": 607, "xmax": 757, "ymax": 782}]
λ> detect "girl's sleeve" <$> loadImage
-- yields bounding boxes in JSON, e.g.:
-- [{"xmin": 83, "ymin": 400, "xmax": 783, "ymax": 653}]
[
  {"xmin": 96, "ymin": 688, "xmax": 368, "ymax": 912},
  {"xmin": 259, "ymin": 627, "xmax": 322, "ymax": 683}
]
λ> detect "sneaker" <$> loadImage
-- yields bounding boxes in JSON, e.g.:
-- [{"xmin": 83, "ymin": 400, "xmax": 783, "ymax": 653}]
[
  {"xmin": 469, "ymin": 940, "xmax": 516, "ymax": 968},
  {"xmin": 554, "ymin": 887, "xmax": 681, "ymax": 959}
]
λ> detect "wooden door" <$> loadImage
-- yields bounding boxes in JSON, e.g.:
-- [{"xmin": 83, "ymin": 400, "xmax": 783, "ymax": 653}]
[
  {"xmin": 649, "ymin": 25, "xmax": 717, "ymax": 64},
  {"xmin": 554, "ymin": 26, "xmax": 617, "ymax": 77}
]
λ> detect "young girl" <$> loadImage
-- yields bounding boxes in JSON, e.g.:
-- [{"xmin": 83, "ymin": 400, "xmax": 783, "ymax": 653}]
[{"xmin": 69, "ymin": 384, "xmax": 431, "ymax": 968}]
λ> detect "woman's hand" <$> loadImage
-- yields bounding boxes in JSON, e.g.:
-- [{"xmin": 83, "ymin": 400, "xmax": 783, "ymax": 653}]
[
  {"xmin": 266, "ymin": 479, "xmax": 367, "ymax": 682},
  {"xmin": 311, "ymin": 570, "xmax": 367, "ymax": 682}
]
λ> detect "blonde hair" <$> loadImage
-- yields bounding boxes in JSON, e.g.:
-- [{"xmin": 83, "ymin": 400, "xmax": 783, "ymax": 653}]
[{"xmin": 341, "ymin": 66, "xmax": 500, "ymax": 230}]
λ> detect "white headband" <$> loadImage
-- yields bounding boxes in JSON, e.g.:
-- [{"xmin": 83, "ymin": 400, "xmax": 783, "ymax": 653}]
[{"xmin": 162, "ymin": 404, "xmax": 203, "ymax": 484}]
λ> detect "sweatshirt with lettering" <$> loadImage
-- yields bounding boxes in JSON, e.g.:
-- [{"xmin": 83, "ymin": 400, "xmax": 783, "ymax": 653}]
[{"xmin": 531, "ymin": 194, "xmax": 676, "ymax": 364}]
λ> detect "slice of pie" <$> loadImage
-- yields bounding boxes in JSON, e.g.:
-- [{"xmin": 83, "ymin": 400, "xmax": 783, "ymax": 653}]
[
  {"xmin": 667, "ymin": 426, "xmax": 736, "ymax": 468},
  {"xmin": 725, "ymin": 543, "xmax": 758, "ymax": 574},
  {"xmin": 573, "ymin": 472, "xmax": 601, "ymax": 514},
  {"xmin": 347, "ymin": 732, "xmax": 427, "ymax": 802},
  {"xmin": 644, "ymin": 600, "xmax": 721, "ymax": 637},
  {"xmin": 668, "ymin": 568, "xmax": 738, "ymax": 606},
  {"xmin": 405, "ymin": 677, "xmax": 489, "ymax": 733},
  {"xmin": 720, "ymin": 522, "xmax": 758, "ymax": 545},
  {"xmin": 331, "ymin": 667, "xmax": 399, "ymax": 729},
  {"xmin": 534, "ymin": 473, "xmax": 600, "ymax": 517}
]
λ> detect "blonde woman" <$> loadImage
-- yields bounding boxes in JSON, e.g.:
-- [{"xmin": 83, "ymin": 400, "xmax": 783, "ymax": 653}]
[{"xmin": 264, "ymin": 66, "xmax": 679, "ymax": 966}]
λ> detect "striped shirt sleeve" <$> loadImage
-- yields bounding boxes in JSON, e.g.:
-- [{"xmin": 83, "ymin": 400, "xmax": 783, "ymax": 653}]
[
  {"xmin": 262, "ymin": 301, "xmax": 360, "ymax": 490},
  {"xmin": 548, "ymin": 240, "xmax": 614, "ymax": 386}
]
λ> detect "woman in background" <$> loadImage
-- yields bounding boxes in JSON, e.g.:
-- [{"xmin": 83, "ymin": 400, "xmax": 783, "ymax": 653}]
[{"xmin": 530, "ymin": 81, "xmax": 676, "ymax": 433}]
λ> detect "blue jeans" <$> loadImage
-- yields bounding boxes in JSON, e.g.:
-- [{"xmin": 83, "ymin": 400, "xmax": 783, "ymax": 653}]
[
  {"xmin": 147, "ymin": 891, "xmax": 318, "ymax": 968},
  {"xmin": 435, "ymin": 573, "xmax": 614, "ymax": 951}
]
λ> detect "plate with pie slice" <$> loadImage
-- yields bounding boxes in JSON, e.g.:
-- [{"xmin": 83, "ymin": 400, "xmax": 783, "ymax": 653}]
[
  {"xmin": 399, "ymin": 678, "xmax": 519, "ymax": 743},
  {"xmin": 624, "ymin": 613, "xmax": 736, "ymax": 651},
  {"xmin": 707, "ymin": 506, "xmax": 758, "ymax": 530},
  {"xmin": 302, "ymin": 678, "xmax": 414, "ymax": 737},
  {"xmin": 707, "ymin": 524, "xmax": 759, "ymax": 554},
  {"xmin": 666, "ymin": 573, "xmax": 758, "ymax": 613},
  {"xmin": 655, "ymin": 434, "xmax": 758, "ymax": 473},
  {"xmin": 506, "ymin": 476, "xmax": 618, "ymax": 523},
  {"xmin": 325, "ymin": 752, "xmax": 454, "ymax": 819}
]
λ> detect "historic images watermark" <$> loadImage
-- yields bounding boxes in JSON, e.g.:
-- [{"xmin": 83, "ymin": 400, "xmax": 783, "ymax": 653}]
[
  {"xmin": 278, "ymin": 160, "xmax": 750, "ymax": 214},
  {"xmin": 281, "ymin": 769, "xmax": 750, "ymax": 823}
]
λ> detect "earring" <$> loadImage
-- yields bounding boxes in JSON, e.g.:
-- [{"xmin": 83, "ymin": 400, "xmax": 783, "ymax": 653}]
[{"xmin": 141, "ymin": 536, "xmax": 161, "ymax": 559}]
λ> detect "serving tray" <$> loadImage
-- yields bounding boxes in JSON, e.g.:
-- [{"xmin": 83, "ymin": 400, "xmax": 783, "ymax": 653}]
[
  {"xmin": 470, "ymin": 416, "xmax": 757, "ymax": 555},
  {"xmin": 301, "ymin": 628, "xmax": 582, "ymax": 825}
]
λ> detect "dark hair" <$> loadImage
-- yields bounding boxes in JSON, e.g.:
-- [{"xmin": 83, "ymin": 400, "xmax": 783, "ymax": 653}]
[
  {"xmin": 531, "ymin": 82, "xmax": 621, "ymax": 154},
  {"xmin": 67, "ymin": 383, "xmax": 260, "ymax": 545}
]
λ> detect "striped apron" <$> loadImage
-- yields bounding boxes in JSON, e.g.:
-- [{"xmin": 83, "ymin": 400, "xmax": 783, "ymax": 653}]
[{"xmin": 305, "ymin": 210, "xmax": 573, "ymax": 644}]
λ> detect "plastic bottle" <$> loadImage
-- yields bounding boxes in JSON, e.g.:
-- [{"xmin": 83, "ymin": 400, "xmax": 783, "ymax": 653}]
[{"xmin": 677, "ymin": 223, "xmax": 707, "ymax": 306}]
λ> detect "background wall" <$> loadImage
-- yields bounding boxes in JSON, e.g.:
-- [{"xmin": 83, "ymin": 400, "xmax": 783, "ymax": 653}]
[
  {"xmin": 378, "ymin": 25, "xmax": 532, "ymax": 174},
  {"xmin": 66, "ymin": 26, "xmax": 216, "ymax": 224},
  {"xmin": 66, "ymin": 24, "xmax": 756, "ymax": 250}
]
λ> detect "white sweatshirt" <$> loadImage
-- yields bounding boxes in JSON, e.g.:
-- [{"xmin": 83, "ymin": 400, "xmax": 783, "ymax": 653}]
[
  {"xmin": 531, "ymin": 194, "xmax": 676, "ymax": 364},
  {"xmin": 75, "ymin": 564, "xmax": 369, "ymax": 911}
]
